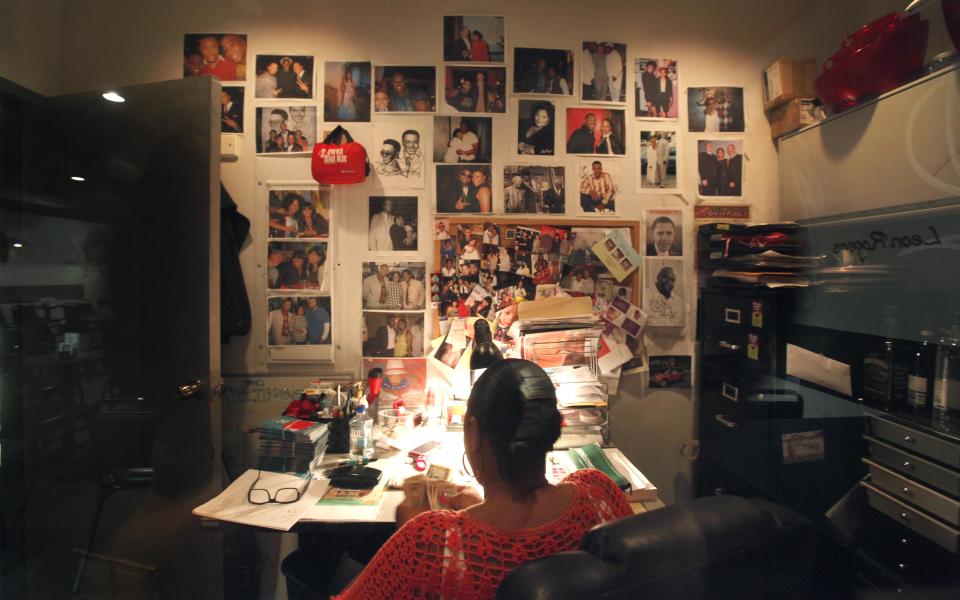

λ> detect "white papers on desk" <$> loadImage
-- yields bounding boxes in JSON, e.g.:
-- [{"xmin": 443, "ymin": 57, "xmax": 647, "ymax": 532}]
[
  {"xmin": 786, "ymin": 343, "xmax": 852, "ymax": 396},
  {"xmin": 545, "ymin": 365, "xmax": 607, "ymax": 407},
  {"xmin": 192, "ymin": 469, "xmax": 329, "ymax": 531}
]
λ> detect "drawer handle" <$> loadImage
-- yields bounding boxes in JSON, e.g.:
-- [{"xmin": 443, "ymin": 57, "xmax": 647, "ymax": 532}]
[
  {"xmin": 898, "ymin": 563, "xmax": 908, "ymax": 572},
  {"xmin": 724, "ymin": 308, "xmax": 741, "ymax": 325},
  {"xmin": 899, "ymin": 512, "xmax": 911, "ymax": 523},
  {"xmin": 902, "ymin": 461, "xmax": 914, "ymax": 471},
  {"xmin": 900, "ymin": 538, "xmax": 910, "ymax": 547},
  {"xmin": 718, "ymin": 341, "xmax": 741, "ymax": 351},
  {"xmin": 714, "ymin": 414, "xmax": 739, "ymax": 429},
  {"xmin": 901, "ymin": 487, "xmax": 913, "ymax": 496},
  {"xmin": 903, "ymin": 435, "xmax": 915, "ymax": 444},
  {"xmin": 721, "ymin": 382, "xmax": 739, "ymax": 402}
]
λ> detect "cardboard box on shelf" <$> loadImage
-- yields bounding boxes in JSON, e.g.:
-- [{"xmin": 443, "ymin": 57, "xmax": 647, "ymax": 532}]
[
  {"xmin": 762, "ymin": 58, "xmax": 817, "ymax": 111},
  {"xmin": 767, "ymin": 97, "xmax": 820, "ymax": 140}
]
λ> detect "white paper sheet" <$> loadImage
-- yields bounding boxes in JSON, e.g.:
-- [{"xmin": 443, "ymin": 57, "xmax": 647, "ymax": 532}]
[{"xmin": 786, "ymin": 343, "xmax": 852, "ymax": 396}]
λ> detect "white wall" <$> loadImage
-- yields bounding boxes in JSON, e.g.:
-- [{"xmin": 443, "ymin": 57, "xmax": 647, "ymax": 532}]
[{"xmin": 19, "ymin": 0, "xmax": 908, "ymax": 503}]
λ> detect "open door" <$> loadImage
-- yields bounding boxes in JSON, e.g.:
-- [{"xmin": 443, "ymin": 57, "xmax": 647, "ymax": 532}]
[{"xmin": 1, "ymin": 76, "xmax": 222, "ymax": 598}]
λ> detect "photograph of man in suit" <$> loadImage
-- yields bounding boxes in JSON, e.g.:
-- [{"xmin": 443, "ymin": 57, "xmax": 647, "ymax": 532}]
[
  {"xmin": 567, "ymin": 112, "xmax": 596, "ymax": 153},
  {"xmin": 724, "ymin": 143, "xmax": 743, "ymax": 196},
  {"xmin": 698, "ymin": 141, "xmax": 717, "ymax": 196},
  {"xmin": 646, "ymin": 216, "xmax": 682, "ymax": 256}
]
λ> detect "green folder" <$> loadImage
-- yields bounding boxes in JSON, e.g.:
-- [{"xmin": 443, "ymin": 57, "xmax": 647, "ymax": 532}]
[{"xmin": 559, "ymin": 443, "xmax": 630, "ymax": 491}]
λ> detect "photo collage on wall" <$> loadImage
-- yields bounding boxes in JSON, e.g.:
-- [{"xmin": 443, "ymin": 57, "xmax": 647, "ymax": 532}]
[
  {"xmin": 266, "ymin": 185, "xmax": 334, "ymax": 353},
  {"xmin": 184, "ymin": 34, "xmax": 249, "ymax": 134}
]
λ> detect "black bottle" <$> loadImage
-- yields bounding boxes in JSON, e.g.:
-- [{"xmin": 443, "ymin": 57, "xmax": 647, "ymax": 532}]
[
  {"xmin": 907, "ymin": 316, "xmax": 936, "ymax": 415},
  {"xmin": 470, "ymin": 320, "xmax": 502, "ymax": 385},
  {"xmin": 863, "ymin": 306, "xmax": 910, "ymax": 410}
]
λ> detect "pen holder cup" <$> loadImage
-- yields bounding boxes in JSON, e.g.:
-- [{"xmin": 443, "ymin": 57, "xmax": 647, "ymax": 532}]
[{"xmin": 321, "ymin": 417, "xmax": 351, "ymax": 454}]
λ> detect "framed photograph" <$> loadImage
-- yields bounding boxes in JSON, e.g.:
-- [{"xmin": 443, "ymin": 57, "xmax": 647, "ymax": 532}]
[
  {"xmin": 324, "ymin": 61, "xmax": 372, "ymax": 122},
  {"xmin": 360, "ymin": 358, "xmax": 426, "ymax": 408},
  {"xmin": 220, "ymin": 87, "xmax": 244, "ymax": 133},
  {"xmin": 435, "ymin": 164, "xmax": 493, "ymax": 214},
  {"xmin": 644, "ymin": 258, "xmax": 685, "ymax": 327},
  {"xmin": 372, "ymin": 123, "xmax": 425, "ymax": 189},
  {"xmin": 565, "ymin": 108, "xmax": 626, "ymax": 155},
  {"xmin": 637, "ymin": 129, "xmax": 679, "ymax": 193},
  {"xmin": 502, "ymin": 165, "xmax": 565, "ymax": 214},
  {"xmin": 369, "ymin": 196, "xmax": 419, "ymax": 252},
  {"xmin": 580, "ymin": 42, "xmax": 627, "ymax": 103},
  {"xmin": 634, "ymin": 58, "xmax": 678, "ymax": 119},
  {"xmin": 255, "ymin": 106, "xmax": 317, "ymax": 154},
  {"xmin": 374, "ymin": 66, "xmax": 437, "ymax": 113},
  {"xmin": 184, "ymin": 33, "xmax": 246, "ymax": 81},
  {"xmin": 645, "ymin": 209, "xmax": 683, "ymax": 257},
  {"xmin": 267, "ymin": 241, "xmax": 330, "ymax": 293},
  {"xmin": 687, "ymin": 87, "xmax": 744, "ymax": 133},
  {"xmin": 267, "ymin": 187, "xmax": 330, "ymax": 239},
  {"xmin": 513, "ymin": 48, "xmax": 574, "ymax": 95},
  {"xmin": 443, "ymin": 66, "xmax": 507, "ymax": 113},
  {"xmin": 648, "ymin": 355, "xmax": 692, "ymax": 388},
  {"xmin": 442, "ymin": 16, "xmax": 505, "ymax": 62},
  {"xmin": 433, "ymin": 116, "xmax": 492, "ymax": 163},
  {"xmin": 361, "ymin": 261, "xmax": 427, "ymax": 310},
  {"xmin": 362, "ymin": 312, "xmax": 426, "ymax": 358},
  {"xmin": 254, "ymin": 54, "xmax": 314, "ymax": 99},
  {"xmin": 517, "ymin": 100, "xmax": 556, "ymax": 156},
  {"xmin": 697, "ymin": 139, "xmax": 744, "ymax": 198},
  {"xmin": 573, "ymin": 159, "xmax": 621, "ymax": 216},
  {"xmin": 266, "ymin": 296, "xmax": 331, "ymax": 347}
]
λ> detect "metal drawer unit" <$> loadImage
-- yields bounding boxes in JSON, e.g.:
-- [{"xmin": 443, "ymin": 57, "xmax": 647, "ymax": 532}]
[{"xmin": 861, "ymin": 482, "xmax": 960, "ymax": 554}]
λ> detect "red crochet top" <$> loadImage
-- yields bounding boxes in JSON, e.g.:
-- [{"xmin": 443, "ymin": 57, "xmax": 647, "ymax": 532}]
[{"xmin": 333, "ymin": 469, "xmax": 632, "ymax": 600}]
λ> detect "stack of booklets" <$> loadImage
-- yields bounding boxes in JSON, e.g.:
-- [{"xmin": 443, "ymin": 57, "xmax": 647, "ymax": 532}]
[
  {"xmin": 256, "ymin": 416, "xmax": 329, "ymax": 475},
  {"xmin": 547, "ymin": 443, "xmax": 658, "ymax": 502}
]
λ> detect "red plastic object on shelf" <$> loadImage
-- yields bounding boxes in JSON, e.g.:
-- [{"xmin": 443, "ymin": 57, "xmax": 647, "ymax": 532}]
[{"xmin": 815, "ymin": 11, "xmax": 929, "ymax": 113}]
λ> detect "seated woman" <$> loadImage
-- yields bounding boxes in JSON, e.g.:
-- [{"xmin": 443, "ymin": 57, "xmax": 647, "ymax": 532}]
[{"xmin": 332, "ymin": 359, "xmax": 632, "ymax": 599}]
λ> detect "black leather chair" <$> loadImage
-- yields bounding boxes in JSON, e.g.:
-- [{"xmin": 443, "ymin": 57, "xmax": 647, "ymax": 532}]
[{"xmin": 497, "ymin": 495, "xmax": 816, "ymax": 600}]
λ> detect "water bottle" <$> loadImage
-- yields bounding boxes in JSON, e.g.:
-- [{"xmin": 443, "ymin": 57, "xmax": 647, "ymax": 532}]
[
  {"xmin": 349, "ymin": 398, "xmax": 374, "ymax": 459},
  {"xmin": 933, "ymin": 315, "xmax": 960, "ymax": 426}
]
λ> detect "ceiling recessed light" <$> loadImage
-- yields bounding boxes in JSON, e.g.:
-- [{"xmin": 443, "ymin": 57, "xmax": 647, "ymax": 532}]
[
  {"xmin": 70, "ymin": 176, "xmax": 86, "ymax": 182},
  {"xmin": 102, "ymin": 91, "xmax": 125, "ymax": 103}
]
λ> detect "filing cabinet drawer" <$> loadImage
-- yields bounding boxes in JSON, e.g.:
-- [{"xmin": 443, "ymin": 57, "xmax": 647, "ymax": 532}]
[
  {"xmin": 865, "ymin": 436, "xmax": 960, "ymax": 498},
  {"xmin": 701, "ymin": 366, "xmax": 802, "ymax": 420},
  {"xmin": 867, "ymin": 415, "xmax": 960, "ymax": 468},
  {"xmin": 702, "ymin": 326, "xmax": 775, "ymax": 374},
  {"xmin": 864, "ymin": 458, "xmax": 960, "ymax": 526},
  {"xmin": 862, "ymin": 482, "xmax": 960, "ymax": 554},
  {"xmin": 702, "ymin": 292, "xmax": 773, "ymax": 331}
]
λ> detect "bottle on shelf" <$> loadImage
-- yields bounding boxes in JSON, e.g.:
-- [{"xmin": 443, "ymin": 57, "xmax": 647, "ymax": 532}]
[
  {"xmin": 933, "ymin": 314, "xmax": 960, "ymax": 425},
  {"xmin": 862, "ymin": 305, "xmax": 910, "ymax": 410},
  {"xmin": 349, "ymin": 398, "xmax": 374, "ymax": 460},
  {"xmin": 907, "ymin": 314, "xmax": 936, "ymax": 416},
  {"xmin": 470, "ymin": 319, "xmax": 503, "ymax": 385}
]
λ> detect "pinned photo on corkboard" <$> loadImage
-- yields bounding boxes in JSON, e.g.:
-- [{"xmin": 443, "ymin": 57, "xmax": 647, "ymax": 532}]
[
  {"xmin": 256, "ymin": 106, "xmax": 317, "ymax": 154},
  {"xmin": 697, "ymin": 139, "xmax": 744, "ymax": 198},
  {"xmin": 267, "ymin": 296, "xmax": 331, "ymax": 346},
  {"xmin": 374, "ymin": 66, "xmax": 437, "ymax": 113},
  {"xmin": 574, "ymin": 158, "xmax": 620, "ymax": 215},
  {"xmin": 361, "ymin": 261, "xmax": 427, "ymax": 311},
  {"xmin": 514, "ymin": 48, "xmax": 574, "ymax": 95},
  {"xmin": 502, "ymin": 165, "xmax": 565, "ymax": 214},
  {"xmin": 565, "ymin": 108, "xmax": 625, "ymax": 155},
  {"xmin": 435, "ymin": 164, "xmax": 493, "ymax": 214},
  {"xmin": 581, "ymin": 42, "xmax": 627, "ymax": 103},
  {"xmin": 220, "ymin": 87, "xmax": 244, "ymax": 133},
  {"xmin": 637, "ymin": 130, "xmax": 679, "ymax": 193},
  {"xmin": 443, "ymin": 16, "xmax": 505, "ymax": 62},
  {"xmin": 444, "ymin": 66, "xmax": 507, "ymax": 113},
  {"xmin": 267, "ymin": 188, "xmax": 330, "ymax": 239},
  {"xmin": 517, "ymin": 100, "xmax": 556, "ymax": 156},
  {"xmin": 254, "ymin": 54, "xmax": 314, "ymax": 98},
  {"xmin": 362, "ymin": 312, "xmax": 425, "ymax": 358},
  {"xmin": 372, "ymin": 123, "xmax": 425, "ymax": 189},
  {"xmin": 645, "ymin": 209, "xmax": 683, "ymax": 257},
  {"xmin": 433, "ymin": 117, "xmax": 492, "ymax": 163},
  {"xmin": 184, "ymin": 34, "xmax": 246, "ymax": 81},
  {"xmin": 368, "ymin": 196, "xmax": 419, "ymax": 252},
  {"xmin": 634, "ymin": 58, "xmax": 678, "ymax": 119},
  {"xmin": 687, "ymin": 87, "xmax": 744, "ymax": 133},
  {"xmin": 267, "ymin": 242, "xmax": 329, "ymax": 293},
  {"xmin": 324, "ymin": 61, "xmax": 372, "ymax": 122}
]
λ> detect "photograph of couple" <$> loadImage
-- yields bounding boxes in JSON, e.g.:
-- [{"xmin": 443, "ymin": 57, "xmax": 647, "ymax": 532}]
[
  {"xmin": 638, "ymin": 130, "xmax": 678, "ymax": 191},
  {"xmin": 267, "ymin": 242, "xmax": 329, "ymax": 292},
  {"xmin": 254, "ymin": 54, "xmax": 313, "ymax": 98},
  {"xmin": 368, "ymin": 197, "xmax": 419, "ymax": 252},
  {"xmin": 267, "ymin": 189, "xmax": 330, "ymax": 239},
  {"xmin": 697, "ymin": 140, "xmax": 744, "ymax": 197},
  {"xmin": 443, "ymin": 16, "xmax": 505, "ymax": 62},
  {"xmin": 362, "ymin": 312, "xmax": 425, "ymax": 358},
  {"xmin": 361, "ymin": 262, "xmax": 427, "ymax": 311},
  {"xmin": 324, "ymin": 61, "xmax": 372, "ymax": 122},
  {"xmin": 502, "ymin": 166, "xmax": 565, "ymax": 214},
  {"xmin": 433, "ymin": 117, "xmax": 492, "ymax": 163},
  {"xmin": 373, "ymin": 125, "xmax": 425, "ymax": 188},
  {"xmin": 255, "ymin": 106, "xmax": 316, "ymax": 154},
  {"xmin": 635, "ymin": 58, "xmax": 678, "ymax": 118},
  {"xmin": 687, "ymin": 87, "xmax": 745, "ymax": 133},
  {"xmin": 220, "ymin": 87, "xmax": 243, "ymax": 133},
  {"xmin": 267, "ymin": 296, "xmax": 331, "ymax": 346},
  {"xmin": 513, "ymin": 48, "xmax": 573, "ymax": 95},
  {"xmin": 373, "ymin": 66, "xmax": 436, "ymax": 113},
  {"xmin": 444, "ymin": 67, "xmax": 507, "ymax": 113},
  {"xmin": 435, "ymin": 165, "xmax": 493, "ymax": 213},
  {"xmin": 183, "ymin": 33, "xmax": 246, "ymax": 81},
  {"xmin": 566, "ymin": 108, "xmax": 626, "ymax": 155},
  {"xmin": 581, "ymin": 42, "xmax": 627, "ymax": 103}
]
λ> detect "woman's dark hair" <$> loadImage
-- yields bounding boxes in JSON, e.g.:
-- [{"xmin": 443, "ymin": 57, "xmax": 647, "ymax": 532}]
[
  {"xmin": 468, "ymin": 359, "xmax": 562, "ymax": 493},
  {"xmin": 530, "ymin": 101, "xmax": 552, "ymax": 121},
  {"xmin": 282, "ymin": 193, "xmax": 304, "ymax": 210},
  {"xmin": 307, "ymin": 245, "xmax": 326, "ymax": 265}
]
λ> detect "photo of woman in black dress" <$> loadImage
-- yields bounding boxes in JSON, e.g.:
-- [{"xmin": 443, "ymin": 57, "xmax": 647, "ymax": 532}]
[{"xmin": 517, "ymin": 100, "xmax": 555, "ymax": 156}]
